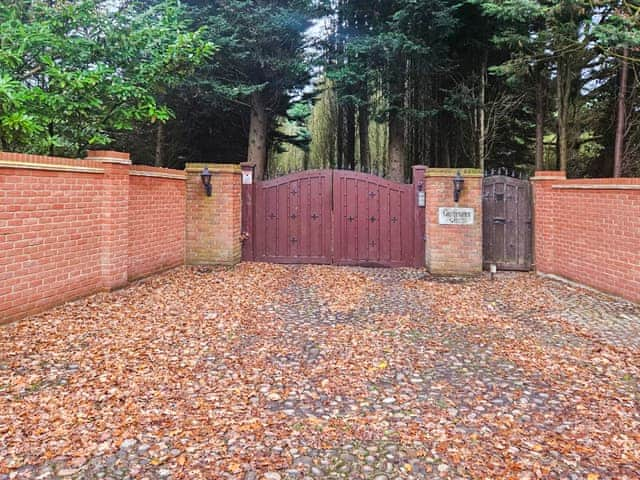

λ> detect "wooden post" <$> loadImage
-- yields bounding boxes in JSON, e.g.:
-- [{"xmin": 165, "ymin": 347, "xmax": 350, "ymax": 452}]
[{"xmin": 241, "ymin": 163, "xmax": 256, "ymax": 261}]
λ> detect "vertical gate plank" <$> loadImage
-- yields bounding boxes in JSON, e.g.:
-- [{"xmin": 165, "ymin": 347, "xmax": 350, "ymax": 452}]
[
  {"xmin": 400, "ymin": 189, "xmax": 413, "ymax": 262},
  {"xmin": 389, "ymin": 189, "xmax": 402, "ymax": 262},
  {"xmin": 299, "ymin": 177, "xmax": 310, "ymax": 258},
  {"xmin": 310, "ymin": 174, "xmax": 322, "ymax": 259},
  {"xmin": 368, "ymin": 183, "xmax": 380, "ymax": 261},
  {"xmin": 289, "ymin": 180, "xmax": 300, "ymax": 258},
  {"xmin": 356, "ymin": 178, "xmax": 368, "ymax": 262},
  {"xmin": 265, "ymin": 186, "xmax": 277, "ymax": 259},
  {"xmin": 379, "ymin": 185, "xmax": 391, "ymax": 263},
  {"xmin": 276, "ymin": 183, "xmax": 288, "ymax": 258},
  {"xmin": 494, "ymin": 181, "xmax": 505, "ymax": 264}
]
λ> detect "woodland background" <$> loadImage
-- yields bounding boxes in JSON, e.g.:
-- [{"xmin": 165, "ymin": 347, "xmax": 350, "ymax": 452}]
[{"xmin": 1, "ymin": 0, "xmax": 639, "ymax": 181}]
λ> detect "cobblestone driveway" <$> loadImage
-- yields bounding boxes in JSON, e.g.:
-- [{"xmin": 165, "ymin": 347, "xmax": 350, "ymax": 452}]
[{"xmin": 1, "ymin": 264, "xmax": 639, "ymax": 479}]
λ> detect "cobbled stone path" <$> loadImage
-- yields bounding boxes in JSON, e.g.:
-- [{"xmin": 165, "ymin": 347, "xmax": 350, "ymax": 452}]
[{"xmin": 1, "ymin": 265, "xmax": 639, "ymax": 479}]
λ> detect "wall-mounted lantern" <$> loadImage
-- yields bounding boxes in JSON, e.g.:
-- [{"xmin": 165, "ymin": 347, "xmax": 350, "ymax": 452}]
[
  {"xmin": 201, "ymin": 166, "xmax": 212, "ymax": 197},
  {"xmin": 453, "ymin": 171, "xmax": 464, "ymax": 203}
]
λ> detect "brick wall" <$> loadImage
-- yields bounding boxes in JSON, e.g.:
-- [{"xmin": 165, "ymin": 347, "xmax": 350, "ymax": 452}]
[
  {"xmin": 532, "ymin": 171, "xmax": 640, "ymax": 303},
  {"xmin": 185, "ymin": 163, "xmax": 242, "ymax": 265},
  {"xmin": 424, "ymin": 168, "xmax": 483, "ymax": 275},
  {"xmin": 0, "ymin": 153, "xmax": 105, "ymax": 321},
  {"xmin": 128, "ymin": 165, "xmax": 186, "ymax": 281},
  {"xmin": 0, "ymin": 151, "xmax": 187, "ymax": 323}
]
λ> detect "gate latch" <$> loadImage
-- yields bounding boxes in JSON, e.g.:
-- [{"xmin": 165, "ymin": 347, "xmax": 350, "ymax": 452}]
[{"xmin": 493, "ymin": 218, "xmax": 506, "ymax": 224}]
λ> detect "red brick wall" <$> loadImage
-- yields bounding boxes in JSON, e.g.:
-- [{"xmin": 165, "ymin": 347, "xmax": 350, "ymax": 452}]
[
  {"xmin": 128, "ymin": 166, "xmax": 186, "ymax": 280},
  {"xmin": 532, "ymin": 171, "xmax": 640, "ymax": 303},
  {"xmin": 1, "ymin": 153, "xmax": 105, "ymax": 321},
  {"xmin": 185, "ymin": 163, "xmax": 242, "ymax": 265},
  {"xmin": 0, "ymin": 152, "xmax": 187, "ymax": 323},
  {"xmin": 424, "ymin": 168, "xmax": 483, "ymax": 275}
]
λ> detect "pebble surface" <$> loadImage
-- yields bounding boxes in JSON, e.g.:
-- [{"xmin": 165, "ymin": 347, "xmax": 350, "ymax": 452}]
[{"xmin": 1, "ymin": 265, "xmax": 639, "ymax": 479}]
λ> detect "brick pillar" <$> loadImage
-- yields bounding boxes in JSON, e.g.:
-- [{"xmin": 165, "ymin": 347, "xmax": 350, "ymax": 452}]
[
  {"xmin": 530, "ymin": 170, "xmax": 566, "ymax": 273},
  {"xmin": 185, "ymin": 163, "xmax": 242, "ymax": 265},
  {"xmin": 424, "ymin": 168, "xmax": 483, "ymax": 275},
  {"xmin": 86, "ymin": 150, "xmax": 130, "ymax": 290}
]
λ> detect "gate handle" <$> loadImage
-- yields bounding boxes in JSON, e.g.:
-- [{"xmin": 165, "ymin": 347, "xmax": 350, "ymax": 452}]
[{"xmin": 493, "ymin": 218, "xmax": 506, "ymax": 224}]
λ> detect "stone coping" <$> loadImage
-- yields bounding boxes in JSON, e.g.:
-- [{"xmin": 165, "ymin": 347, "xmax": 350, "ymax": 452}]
[
  {"xmin": 531, "ymin": 170, "xmax": 567, "ymax": 181},
  {"xmin": 425, "ymin": 168, "xmax": 483, "ymax": 178},
  {"xmin": 0, "ymin": 160, "xmax": 104, "ymax": 174},
  {"xmin": 130, "ymin": 170, "xmax": 186, "ymax": 180},
  {"xmin": 552, "ymin": 184, "xmax": 640, "ymax": 190},
  {"xmin": 185, "ymin": 163, "xmax": 241, "ymax": 174}
]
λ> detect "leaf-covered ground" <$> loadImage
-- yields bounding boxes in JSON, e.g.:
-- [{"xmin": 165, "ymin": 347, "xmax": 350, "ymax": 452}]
[{"xmin": 1, "ymin": 264, "xmax": 639, "ymax": 479}]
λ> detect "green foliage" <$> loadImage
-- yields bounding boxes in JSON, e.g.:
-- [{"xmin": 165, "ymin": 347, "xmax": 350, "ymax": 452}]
[{"xmin": 0, "ymin": 0, "xmax": 213, "ymax": 156}]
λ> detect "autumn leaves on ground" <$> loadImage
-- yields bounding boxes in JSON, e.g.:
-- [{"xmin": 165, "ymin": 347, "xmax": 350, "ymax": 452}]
[{"xmin": 1, "ymin": 264, "xmax": 639, "ymax": 479}]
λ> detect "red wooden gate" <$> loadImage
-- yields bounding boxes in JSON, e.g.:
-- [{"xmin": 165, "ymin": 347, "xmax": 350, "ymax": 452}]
[{"xmin": 242, "ymin": 167, "xmax": 425, "ymax": 267}]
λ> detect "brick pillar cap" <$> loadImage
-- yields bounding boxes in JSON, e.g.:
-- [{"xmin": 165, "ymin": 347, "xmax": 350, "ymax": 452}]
[
  {"xmin": 240, "ymin": 162, "xmax": 255, "ymax": 168},
  {"xmin": 86, "ymin": 150, "xmax": 131, "ymax": 165}
]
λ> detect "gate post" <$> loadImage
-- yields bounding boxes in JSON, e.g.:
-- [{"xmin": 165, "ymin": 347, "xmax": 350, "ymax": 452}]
[
  {"xmin": 185, "ymin": 163, "xmax": 242, "ymax": 265},
  {"xmin": 424, "ymin": 168, "xmax": 483, "ymax": 275},
  {"xmin": 412, "ymin": 165, "xmax": 427, "ymax": 267},
  {"xmin": 240, "ymin": 163, "xmax": 255, "ymax": 261}
]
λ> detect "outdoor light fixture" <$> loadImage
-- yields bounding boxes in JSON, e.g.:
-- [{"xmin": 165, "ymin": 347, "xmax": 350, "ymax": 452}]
[
  {"xmin": 453, "ymin": 171, "xmax": 464, "ymax": 203},
  {"xmin": 201, "ymin": 166, "xmax": 212, "ymax": 197}
]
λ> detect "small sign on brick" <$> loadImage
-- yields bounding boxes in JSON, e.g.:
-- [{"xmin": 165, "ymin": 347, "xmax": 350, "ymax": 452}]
[{"xmin": 438, "ymin": 207, "xmax": 474, "ymax": 225}]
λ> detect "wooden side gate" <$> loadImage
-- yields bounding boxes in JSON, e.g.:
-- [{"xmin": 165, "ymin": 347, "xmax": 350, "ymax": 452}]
[
  {"xmin": 482, "ymin": 173, "xmax": 532, "ymax": 271},
  {"xmin": 242, "ymin": 168, "xmax": 425, "ymax": 267}
]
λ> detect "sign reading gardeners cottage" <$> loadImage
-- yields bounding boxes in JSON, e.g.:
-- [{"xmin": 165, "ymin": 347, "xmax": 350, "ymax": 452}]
[{"xmin": 438, "ymin": 207, "xmax": 474, "ymax": 225}]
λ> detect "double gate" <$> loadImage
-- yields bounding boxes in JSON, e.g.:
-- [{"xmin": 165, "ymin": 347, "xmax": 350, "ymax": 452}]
[
  {"xmin": 242, "ymin": 169, "xmax": 425, "ymax": 267},
  {"xmin": 482, "ymin": 173, "xmax": 532, "ymax": 271}
]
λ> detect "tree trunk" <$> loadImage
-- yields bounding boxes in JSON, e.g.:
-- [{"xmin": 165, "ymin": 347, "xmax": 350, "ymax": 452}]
[
  {"xmin": 388, "ymin": 109, "xmax": 405, "ymax": 182},
  {"xmin": 154, "ymin": 122, "xmax": 165, "ymax": 167},
  {"xmin": 358, "ymin": 103, "xmax": 370, "ymax": 172},
  {"xmin": 535, "ymin": 69, "xmax": 547, "ymax": 170},
  {"xmin": 336, "ymin": 105, "xmax": 344, "ymax": 169},
  {"xmin": 478, "ymin": 53, "xmax": 487, "ymax": 171},
  {"xmin": 556, "ymin": 58, "xmax": 570, "ymax": 172},
  {"xmin": 248, "ymin": 91, "xmax": 268, "ymax": 180},
  {"xmin": 344, "ymin": 103, "xmax": 356, "ymax": 170},
  {"xmin": 613, "ymin": 47, "xmax": 629, "ymax": 178}
]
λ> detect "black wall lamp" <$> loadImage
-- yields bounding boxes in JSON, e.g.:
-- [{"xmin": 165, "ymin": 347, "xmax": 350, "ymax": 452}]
[
  {"xmin": 201, "ymin": 166, "xmax": 212, "ymax": 196},
  {"xmin": 453, "ymin": 171, "xmax": 464, "ymax": 203}
]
